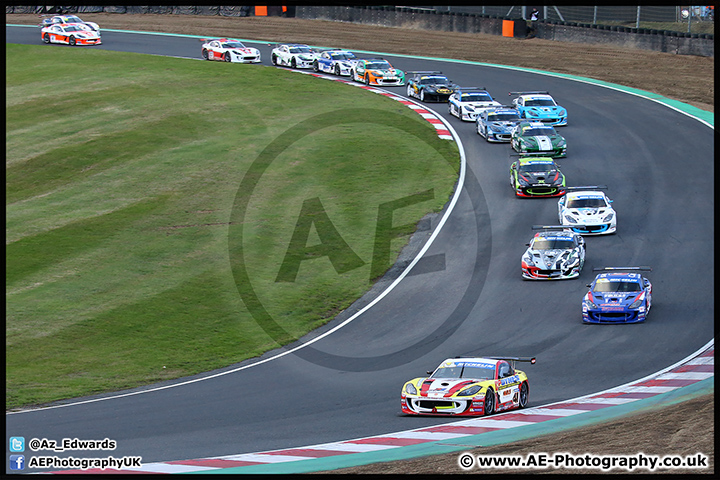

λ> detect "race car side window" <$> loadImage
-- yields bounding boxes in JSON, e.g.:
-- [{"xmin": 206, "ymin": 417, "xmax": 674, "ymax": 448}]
[{"xmin": 498, "ymin": 362, "xmax": 510, "ymax": 378}]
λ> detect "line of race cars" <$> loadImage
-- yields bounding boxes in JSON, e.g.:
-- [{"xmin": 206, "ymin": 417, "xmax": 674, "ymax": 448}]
[{"xmin": 40, "ymin": 26, "xmax": 653, "ymax": 417}]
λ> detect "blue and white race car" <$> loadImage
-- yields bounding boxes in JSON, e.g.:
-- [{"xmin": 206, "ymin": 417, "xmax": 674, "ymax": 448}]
[
  {"xmin": 510, "ymin": 91, "xmax": 567, "ymax": 126},
  {"xmin": 313, "ymin": 49, "xmax": 358, "ymax": 76},
  {"xmin": 583, "ymin": 267, "xmax": 652, "ymax": 324},
  {"xmin": 476, "ymin": 106, "xmax": 522, "ymax": 142},
  {"xmin": 447, "ymin": 88, "xmax": 501, "ymax": 121},
  {"xmin": 558, "ymin": 188, "xmax": 616, "ymax": 235}
]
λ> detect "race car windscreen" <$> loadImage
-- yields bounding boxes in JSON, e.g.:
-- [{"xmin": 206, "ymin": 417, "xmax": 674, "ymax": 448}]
[
  {"xmin": 525, "ymin": 99, "xmax": 557, "ymax": 106},
  {"xmin": 593, "ymin": 280, "xmax": 642, "ymax": 292},
  {"xmin": 223, "ymin": 42, "xmax": 246, "ymax": 48},
  {"xmin": 566, "ymin": 197, "xmax": 607, "ymax": 208},
  {"xmin": 367, "ymin": 61, "xmax": 391, "ymax": 69},
  {"xmin": 518, "ymin": 164, "xmax": 556, "ymax": 174},
  {"xmin": 420, "ymin": 77, "xmax": 447, "ymax": 85},
  {"xmin": 532, "ymin": 238, "xmax": 576, "ymax": 250},
  {"xmin": 331, "ymin": 53, "xmax": 355, "ymax": 60},
  {"xmin": 523, "ymin": 127, "xmax": 556, "ymax": 136},
  {"xmin": 461, "ymin": 94, "xmax": 492, "ymax": 102},
  {"xmin": 62, "ymin": 25, "xmax": 86, "ymax": 32},
  {"xmin": 489, "ymin": 113, "xmax": 520, "ymax": 121},
  {"xmin": 432, "ymin": 365, "xmax": 494, "ymax": 380},
  {"xmin": 289, "ymin": 46, "xmax": 313, "ymax": 53}
]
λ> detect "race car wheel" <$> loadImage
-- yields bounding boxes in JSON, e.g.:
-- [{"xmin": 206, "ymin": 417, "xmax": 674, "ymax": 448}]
[
  {"xmin": 313, "ymin": 60, "xmax": 319, "ymax": 72},
  {"xmin": 334, "ymin": 64, "xmax": 341, "ymax": 76},
  {"xmin": 291, "ymin": 57, "xmax": 297, "ymax": 69},
  {"xmin": 519, "ymin": 382, "xmax": 529, "ymax": 408},
  {"xmin": 43, "ymin": 33, "xmax": 50, "ymax": 44},
  {"xmin": 364, "ymin": 74, "xmax": 370, "ymax": 85},
  {"xmin": 224, "ymin": 52, "xmax": 231, "ymax": 62},
  {"xmin": 68, "ymin": 36, "xmax": 76, "ymax": 46},
  {"xmin": 484, "ymin": 388, "xmax": 496, "ymax": 416},
  {"xmin": 271, "ymin": 54, "xmax": 278, "ymax": 65},
  {"xmin": 201, "ymin": 49, "xmax": 209, "ymax": 60},
  {"xmin": 420, "ymin": 89, "xmax": 425, "ymax": 102},
  {"xmin": 406, "ymin": 84, "xmax": 414, "ymax": 98}
]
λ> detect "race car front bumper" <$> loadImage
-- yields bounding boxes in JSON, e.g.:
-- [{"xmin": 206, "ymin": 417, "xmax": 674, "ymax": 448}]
[
  {"xmin": 401, "ymin": 394, "xmax": 487, "ymax": 415},
  {"xmin": 565, "ymin": 223, "xmax": 616, "ymax": 235},
  {"xmin": 516, "ymin": 185, "xmax": 566, "ymax": 197},
  {"xmin": 583, "ymin": 307, "xmax": 646, "ymax": 323}
]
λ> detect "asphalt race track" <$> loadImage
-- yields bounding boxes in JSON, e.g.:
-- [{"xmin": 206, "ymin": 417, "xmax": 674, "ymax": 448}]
[{"xmin": 5, "ymin": 26, "xmax": 714, "ymax": 471}]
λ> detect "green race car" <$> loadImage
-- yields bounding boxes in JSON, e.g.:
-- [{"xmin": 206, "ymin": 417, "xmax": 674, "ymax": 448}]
[
  {"xmin": 510, "ymin": 157, "xmax": 566, "ymax": 198},
  {"xmin": 511, "ymin": 121, "xmax": 567, "ymax": 158}
]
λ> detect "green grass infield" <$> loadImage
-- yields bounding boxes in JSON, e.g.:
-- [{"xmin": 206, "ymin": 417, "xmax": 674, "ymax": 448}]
[{"xmin": 6, "ymin": 44, "xmax": 460, "ymax": 409}]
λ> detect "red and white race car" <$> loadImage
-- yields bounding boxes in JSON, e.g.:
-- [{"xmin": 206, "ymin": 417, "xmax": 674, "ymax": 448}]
[
  {"xmin": 41, "ymin": 23, "xmax": 101, "ymax": 46},
  {"xmin": 201, "ymin": 38, "xmax": 261, "ymax": 63}
]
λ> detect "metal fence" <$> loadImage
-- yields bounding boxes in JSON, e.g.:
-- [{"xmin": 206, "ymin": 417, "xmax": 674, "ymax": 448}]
[{"xmin": 424, "ymin": 5, "xmax": 713, "ymax": 23}]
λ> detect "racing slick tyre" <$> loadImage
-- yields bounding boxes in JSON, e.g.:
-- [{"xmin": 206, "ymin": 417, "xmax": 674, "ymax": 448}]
[
  {"xmin": 477, "ymin": 123, "xmax": 485, "ymax": 137},
  {"xmin": 406, "ymin": 84, "xmax": 414, "ymax": 98},
  {"xmin": 271, "ymin": 54, "xmax": 278, "ymax": 66},
  {"xmin": 334, "ymin": 64, "xmax": 341, "ymax": 76},
  {"xmin": 43, "ymin": 33, "xmax": 50, "ymax": 44},
  {"xmin": 484, "ymin": 388, "xmax": 496, "ymax": 416},
  {"xmin": 364, "ymin": 74, "xmax": 370, "ymax": 85},
  {"xmin": 68, "ymin": 36, "xmax": 76, "ymax": 46},
  {"xmin": 201, "ymin": 49, "xmax": 209, "ymax": 60},
  {"xmin": 519, "ymin": 382, "xmax": 529, "ymax": 408},
  {"xmin": 224, "ymin": 52, "xmax": 231, "ymax": 62},
  {"xmin": 291, "ymin": 57, "xmax": 297, "ymax": 69},
  {"xmin": 313, "ymin": 60, "xmax": 319, "ymax": 72},
  {"xmin": 420, "ymin": 89, "xmax": 425, "ymax": 102}
]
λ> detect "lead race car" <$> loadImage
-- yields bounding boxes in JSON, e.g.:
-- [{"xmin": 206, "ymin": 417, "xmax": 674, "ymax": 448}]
[
  {"xmin": 583, "ymin": 267, "xmax": 653, "ymax": 324},
  {"xmin": 401, "ymin": 356, "xmax": 535, "ymax": 416},
  {"xmin": 522, "ymin": 226, "xmax": 585, "ymax": 280},
  {"xmin": 201, "ymin": 38, "xmax": 261, "ymax": 63},
  {"xmin": 41, "ymin": 23, "xmax": 101, "ymax": 46}
]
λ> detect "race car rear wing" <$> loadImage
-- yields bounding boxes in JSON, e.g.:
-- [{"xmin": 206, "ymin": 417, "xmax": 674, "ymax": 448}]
[
  {"xmin": 593, "ymin": 266, "xmax": 652, "ymax": 272},
  {"xmin": 532, "ymin": 225, "xmax": 574, "ymax": 230},
  {"xmin": 487, "ymin": 356, "xmax": 536, "ymax": 371},
  {"xmin": 454, "ymin": 86, "xmax": 487, "ymax": 92},
  {"xmin": 509, "ymin": 91, "xmax": 550, "ymax": 95},
  {"xmin": 565, "ymin": 185, "xmax": 608, "ymax": 191},
  {"xmin": 405, "ymin": 70, "xmax": 443, "ymax": 75}
]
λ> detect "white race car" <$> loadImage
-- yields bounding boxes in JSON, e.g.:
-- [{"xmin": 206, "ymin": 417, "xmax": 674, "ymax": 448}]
[
  {"xmin": 40, "ymin": 14, "xmax": 100, "ymax": 34},
  {"xmin": 448, "ymin": 88, "xmax": 502, "ymax": 121},
  {"xmin": 313, "ymin": 49, "xmax": 358, "ymax": 76},
  {"xmin": 270, "ymin": 43, "xmax": 319, "ymax": 69},
  {"xmin": 201, "ymin": 38, "xmax": 261, "ymax": 63},
  {"xmin": 558, "ymin": 189, "xmax": 616, "ymax": 235},
  {"xmin": 522, "ymin": 227, "xmax": 585, "ymax": 280},
  {"xmin": 41, "ymin": 23, "xmax": 101, "ymax": 46}
]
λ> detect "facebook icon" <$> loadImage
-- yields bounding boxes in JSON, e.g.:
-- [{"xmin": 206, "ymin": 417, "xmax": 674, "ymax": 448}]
[{"xmin": 9, "ymin": 454, "xmax": 25, "ymax": 471}]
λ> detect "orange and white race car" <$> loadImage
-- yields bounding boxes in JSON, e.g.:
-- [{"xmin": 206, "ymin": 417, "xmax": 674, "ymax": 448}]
[{"xmin": 41, "ymin": 23, "xmax": 101, "ymax": 46}]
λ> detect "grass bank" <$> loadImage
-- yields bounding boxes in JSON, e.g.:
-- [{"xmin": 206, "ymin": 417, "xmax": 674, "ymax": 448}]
[{"xmin": 6, "ymin": 44, "xmax": 459, "ymax": 409}]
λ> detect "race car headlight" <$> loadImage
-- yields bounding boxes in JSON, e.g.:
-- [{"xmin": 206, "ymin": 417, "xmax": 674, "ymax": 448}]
[
  {"xmin": 518, "ymin": 175, "xmax": 531, "ymax": 186},
  {"xmin": 629, "ymin": 293, "xmax": 645, "ymax": 309},
  {"xmin": 564, "ymin": 214, "xmax": 577, "ymax": 223},
  {"xmin": 585, "ymin": 292, "xmax": 597, "ymax": 309},
  {"xmin": 489, "ymin": 124, "xmax": 501, "ymax": 132},
  {"xmin": 602, "ymin": 213, "xmax": 614, "ymax": 222},
  {"xmin": 404, "ymin": 383, "xmax": 417, "ymax": 395},
  {"xmin": 559, "ymin": 109, "xmax": 567, "ymax": 116},
  {"xmin": 457, "ymin": 385, "xmax": 482, "ymax": 397},
  {"xmin": 527, "ymin": 110, "xmax": 539, "ymax": 116},
  {"xmin": 522, "ymin": 253, "xmax": 534, "ymax": 266}
]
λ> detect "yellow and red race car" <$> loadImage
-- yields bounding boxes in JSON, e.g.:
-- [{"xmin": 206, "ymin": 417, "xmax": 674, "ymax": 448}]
[
  {"xmin": 401, "ymin": 356, "xmax": 534, "ymax": 416},
  {"xmin": 41, "ymin": 23, "xmax": 101, "ymax": 46}
]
